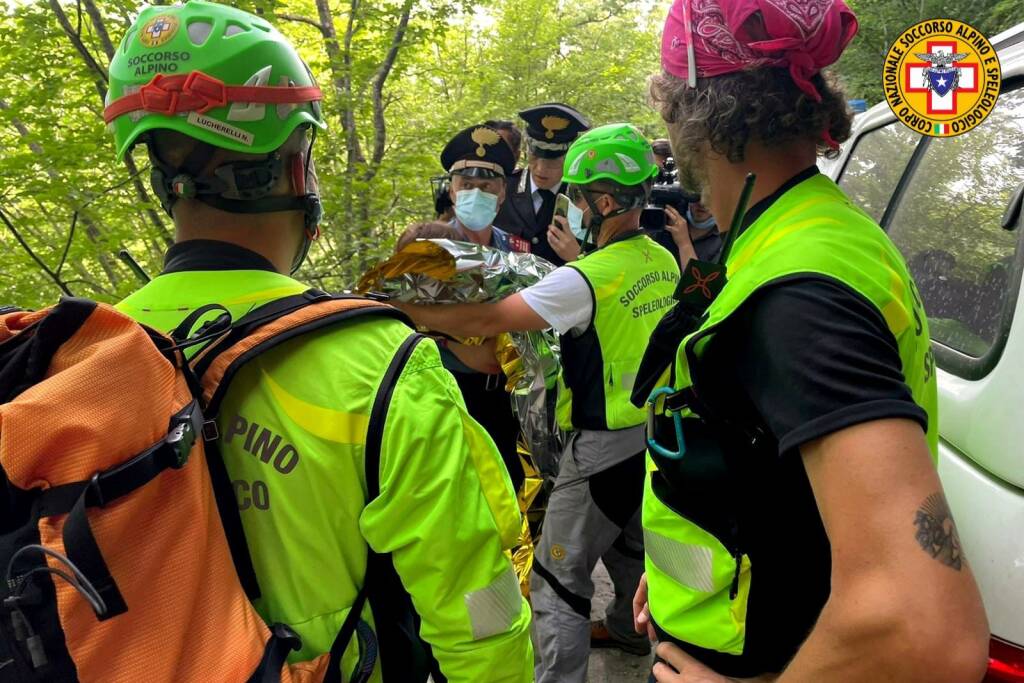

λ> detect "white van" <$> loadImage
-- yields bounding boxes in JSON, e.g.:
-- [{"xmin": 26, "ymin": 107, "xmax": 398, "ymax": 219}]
[{"xmin": 826, "ymin": 23, "xmax": 1024, "ymax": 681}]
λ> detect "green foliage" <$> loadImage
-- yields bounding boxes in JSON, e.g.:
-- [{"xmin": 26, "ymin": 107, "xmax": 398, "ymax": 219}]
[
  {"xmin": 0, "ymin": 0, "xmax": 669, "ymax": 310},
  {"xmin": 3, "ymin": 0, "xmax": 1021, "ymax": 311}
]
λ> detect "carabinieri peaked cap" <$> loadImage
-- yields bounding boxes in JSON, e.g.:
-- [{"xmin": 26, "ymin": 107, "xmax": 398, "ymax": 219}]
[
  {"xmin": 518, "ymin": 103, "xmax": 591, "ymax": 158},
  {"xmin": 440, "ymin": 124, "xmax": 517, "ymax": 178}
]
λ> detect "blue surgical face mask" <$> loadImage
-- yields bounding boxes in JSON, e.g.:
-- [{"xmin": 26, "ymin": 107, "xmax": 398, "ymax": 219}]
[
  {"xmin": 567, "ymin": 202, "xmax": 588, "ymax": 241},
  {"xmin": 686, "ymin": 205, "xmax": 717, "ymax": 231},
  {"xmin": 454, "ymin": 188, "xmax": 499, "ymax": 232}
]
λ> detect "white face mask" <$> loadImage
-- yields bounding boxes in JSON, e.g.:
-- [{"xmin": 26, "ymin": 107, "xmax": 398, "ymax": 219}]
[
  {"xmin": 686, "ymin": 205, "xmax": 717, "ymax": 231},
  {"xmin": 567, "ymin": 202, "xmax": 589, "ymax": 241},
  {"xmin": 454, "ymin": 188, "xmax": 499, "ymax": 231}
]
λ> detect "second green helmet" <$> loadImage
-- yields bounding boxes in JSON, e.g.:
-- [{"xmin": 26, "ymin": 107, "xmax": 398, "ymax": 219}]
[
  {"xmin": 562, "ymin": 123, "xmax": 659, "ymax": 186},
  {"xmin": 105, "ymin": 1, "xmax": 324, "ymax": 159}
]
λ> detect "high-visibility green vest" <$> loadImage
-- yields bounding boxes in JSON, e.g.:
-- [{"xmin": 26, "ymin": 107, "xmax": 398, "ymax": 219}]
[
  {"xmin": 643, "ymin": 174, "xmax": 938, "ymax": 655},
  {"xmin": 118, "ymin": 267, "xmax": 532, "ymax": 683},
  {"xmin": 556, "ymin": 232, "xmax": 680, "ymax": 431}
]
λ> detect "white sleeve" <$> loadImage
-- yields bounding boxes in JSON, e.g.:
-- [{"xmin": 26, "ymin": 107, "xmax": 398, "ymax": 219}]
[{"xmin": 519, "ymin": 266, "xmax": 594, "ymax": 336}]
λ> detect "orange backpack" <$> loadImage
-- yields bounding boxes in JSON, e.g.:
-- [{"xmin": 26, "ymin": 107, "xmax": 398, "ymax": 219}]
[{"xmin": 0, "ymin": 292, "xmax": 402, "ymax": 683}]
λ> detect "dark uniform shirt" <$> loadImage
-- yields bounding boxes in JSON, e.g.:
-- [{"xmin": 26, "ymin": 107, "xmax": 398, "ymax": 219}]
[
  {"xmin": 494, "ymin": 169, "xmax": 567, "ymax": 266},
  {"xmin": 647, "ymin": 225, "xmax": 724, "ymax": 266}
]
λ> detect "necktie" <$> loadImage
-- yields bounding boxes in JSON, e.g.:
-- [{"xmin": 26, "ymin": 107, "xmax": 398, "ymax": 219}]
[{"xmin": 537, "ymin": 188, "xmax": 556, "ymax": 231}]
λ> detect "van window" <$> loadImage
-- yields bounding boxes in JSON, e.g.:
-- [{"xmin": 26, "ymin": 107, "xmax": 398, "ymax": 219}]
[
  {"xmin": 837, "ymin": 122, "xmax": 920, "ymax": 223},
  {"xmin": 885, "ymin": 86, "xmax": 1024, "ymax": 360}
]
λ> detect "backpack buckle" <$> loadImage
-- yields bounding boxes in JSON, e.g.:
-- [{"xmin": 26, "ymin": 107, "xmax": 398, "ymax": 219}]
[
  {"xmin": 202, "ymin": 420, "xmax": 219, "ymax": 442},
  {"xmin": 485, "ymin": 373, "xmax": 501, "ymax": 391},
  {"xmin": 88, "ymin": 472, "xmax": 108, "ymax": 508},
  {"xmin": 166, "ymin": 401, "xmax": 202, "ymax": 468},
  {"xmin": 271, "ymin": 622, "xmax": 302, "ymax": 650}
]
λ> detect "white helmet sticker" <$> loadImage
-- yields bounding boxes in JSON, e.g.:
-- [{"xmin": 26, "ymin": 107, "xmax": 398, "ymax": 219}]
[
  {"xmin": 616, "ymin": 153, "xmax": 641, "ymax": 173},
  {"xmin": 188, "ymin": 112, "xmax": 254, "ymax": 146},
  {"xmin": 568, "ymin": 152, "xmax": 585, "ymax": 177},
  {"xmin": 227, "ymin": 65, "xmax": 271, "ymax": 122}
]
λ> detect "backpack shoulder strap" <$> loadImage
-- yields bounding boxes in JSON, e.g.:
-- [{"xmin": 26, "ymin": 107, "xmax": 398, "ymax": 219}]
[
  {"xmin": 323, "ymin": 332, "xmax": 428, "ymax": 683},
  {"xmin": 192, "ymin": 289, "xmax": 407, "ymax": 416},
  {"xmin": 185, "ymin": 290, "xmax": 408, "ymax": 602}
]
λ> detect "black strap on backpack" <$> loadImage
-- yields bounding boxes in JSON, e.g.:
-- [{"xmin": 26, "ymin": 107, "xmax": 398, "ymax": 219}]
[
  {"xmin": 175, "ymin": 291, "xmax": 418, "ymax": 683},
  {"xmin": 1, "ymin": 300, "xmax": 96, "ymax": 534},
  {"xmin": 175, "ymin": 290, "xmax": 407, "ymax": 604},
  {"xmin": 323, "ymin": 332, "xmax": 443, "ymax": 683}
]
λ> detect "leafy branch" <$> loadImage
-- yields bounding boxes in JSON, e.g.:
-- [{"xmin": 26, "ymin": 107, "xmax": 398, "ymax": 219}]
[{"xmin": 0, "ymin": 206, "xmax": 75, "ymax": 296}]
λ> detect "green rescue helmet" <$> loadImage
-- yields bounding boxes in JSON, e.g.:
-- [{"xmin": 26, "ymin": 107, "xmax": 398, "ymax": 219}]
[
  {"xmin": 104, "ymin": 0, "xmax": 324, "ymax": 160},
  {"xmin": 104, "ymin": 2, "xmax": 326, "ymax": 272},
  {"xmin": 562, "ymin": 123, "xmax": 658, "ymax": 187}
]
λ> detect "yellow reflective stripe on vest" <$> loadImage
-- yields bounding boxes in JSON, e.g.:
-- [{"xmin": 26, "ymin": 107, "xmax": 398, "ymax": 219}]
[
  {"xmin": 460, "ymin": 411, "xmax": 521, "ymax": 550},
  {"xmin": 263, "ymin": 371, "xmax": 369, "ymax": 444},
  {"xmin": 643, "ymin": 467, "xmax": 749, "ymax": 655},
  {"xmin": 644, "ymin": 528, "xmax": 715, "ymax": 593},
  {"xmin": 221, "ymin": 284, "xmax": 308, "ymax": 306}
]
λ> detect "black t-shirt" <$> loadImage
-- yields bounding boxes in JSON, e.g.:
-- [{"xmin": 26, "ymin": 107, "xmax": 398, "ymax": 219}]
[
  {"xmin": 650, "ymin": 169, "xmax": 928, "ymax": 677},
  {"xmin": 691, "ymin": 228, "xmax": 723, "ymax": 263}
]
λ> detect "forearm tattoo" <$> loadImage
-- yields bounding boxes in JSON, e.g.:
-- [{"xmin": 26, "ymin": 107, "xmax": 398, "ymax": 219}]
[{"xmin": 914, "ymin": 492, "xmax": 963, "ymax": 570}]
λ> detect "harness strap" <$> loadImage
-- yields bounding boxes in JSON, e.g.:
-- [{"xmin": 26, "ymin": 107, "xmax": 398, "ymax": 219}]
[
  {"xmin": 247, "ymin": 623, "xmax": 303, "ymax": 683},
  {"xmin": 189, "ymin": 292, "xmax": 403, "ymax": 601},
  {"xmin": 531, "ymin": 561, "xmax": 591, "ymax": 619}
]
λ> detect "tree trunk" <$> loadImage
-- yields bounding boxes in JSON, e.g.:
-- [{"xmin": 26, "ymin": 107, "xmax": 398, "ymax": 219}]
[
  {"xmin": 51, "ymin": 0, "xmax": 172, "ymax": 245},
  {"xmin": 82, "ymin": 0, "xmax": 117, "ymax": 60},
  {"xmin": 363, "ymin": 0, "xmax": 414, "ymax": 184}
]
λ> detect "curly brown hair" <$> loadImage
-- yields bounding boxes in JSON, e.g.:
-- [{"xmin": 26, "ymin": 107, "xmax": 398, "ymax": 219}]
[{"xmin": 649, "ymin": 67, "xmax": 853, "ymax": 164}]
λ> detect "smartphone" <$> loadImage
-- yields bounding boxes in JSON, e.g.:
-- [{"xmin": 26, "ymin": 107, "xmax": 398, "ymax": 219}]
[{"xmin": 553, "ymin": 193, "xmax": 571, "ymax": 222}]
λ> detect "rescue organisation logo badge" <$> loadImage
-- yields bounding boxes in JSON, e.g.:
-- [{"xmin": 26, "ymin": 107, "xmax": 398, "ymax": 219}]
[
  {"xmin": 883, "ymin": 19, "xmax": 1000, "ymax": 137},
  {"xmin": 139, "ymin": 15, "xmax": 179, "ymax": 48}
]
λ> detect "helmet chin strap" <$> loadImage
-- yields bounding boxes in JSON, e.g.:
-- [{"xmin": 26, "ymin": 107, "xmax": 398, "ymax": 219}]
[
  {"xmin": 147, "ymin": 127, "xmax": 322, "ymax": 274},
  {"xmin": 290, "ymin": 230, "xmax": 315, "ymax": 275},
  {"xmin": 290, "ymin": 126, "xmax": 320, "ymax": 274},
  {"xmin": 580, "ymin": 189, "xmax": 630, "ymax": 248}
]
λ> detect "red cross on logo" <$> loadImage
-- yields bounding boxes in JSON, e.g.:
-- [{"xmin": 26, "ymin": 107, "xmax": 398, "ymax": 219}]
[{"xmin": 904, "ymin": 40, "xmax": 979, "ymax": 115}]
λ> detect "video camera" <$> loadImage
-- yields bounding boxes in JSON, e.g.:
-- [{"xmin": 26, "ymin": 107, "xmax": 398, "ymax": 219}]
[
  {"xmin": 430, "ymin": 175, "xmax": 453, "ymax": 218},
  {"xmin": 641, "ymin": 157, "xmax": 700, "ymax": 231}
]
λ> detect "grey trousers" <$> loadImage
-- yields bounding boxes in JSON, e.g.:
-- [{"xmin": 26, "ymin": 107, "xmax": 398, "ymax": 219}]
[{"xmin": 530, "ymin": 428, "xmax": 649, "ymax": 683}]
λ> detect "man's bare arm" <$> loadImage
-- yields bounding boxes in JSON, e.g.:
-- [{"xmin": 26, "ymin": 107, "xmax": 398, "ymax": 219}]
[
  {"xmin": 395, "ymin": 292, "xmax": 549, "ymax": 338},
  {"xmin": 776, "ymin": 418, "xmax": 988, "ymax": 683}
]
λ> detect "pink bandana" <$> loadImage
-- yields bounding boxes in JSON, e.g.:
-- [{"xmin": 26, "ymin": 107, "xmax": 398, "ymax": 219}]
[{"xmin": 661, "ymin": 0, "xmax": 858, "ymax": 102}]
